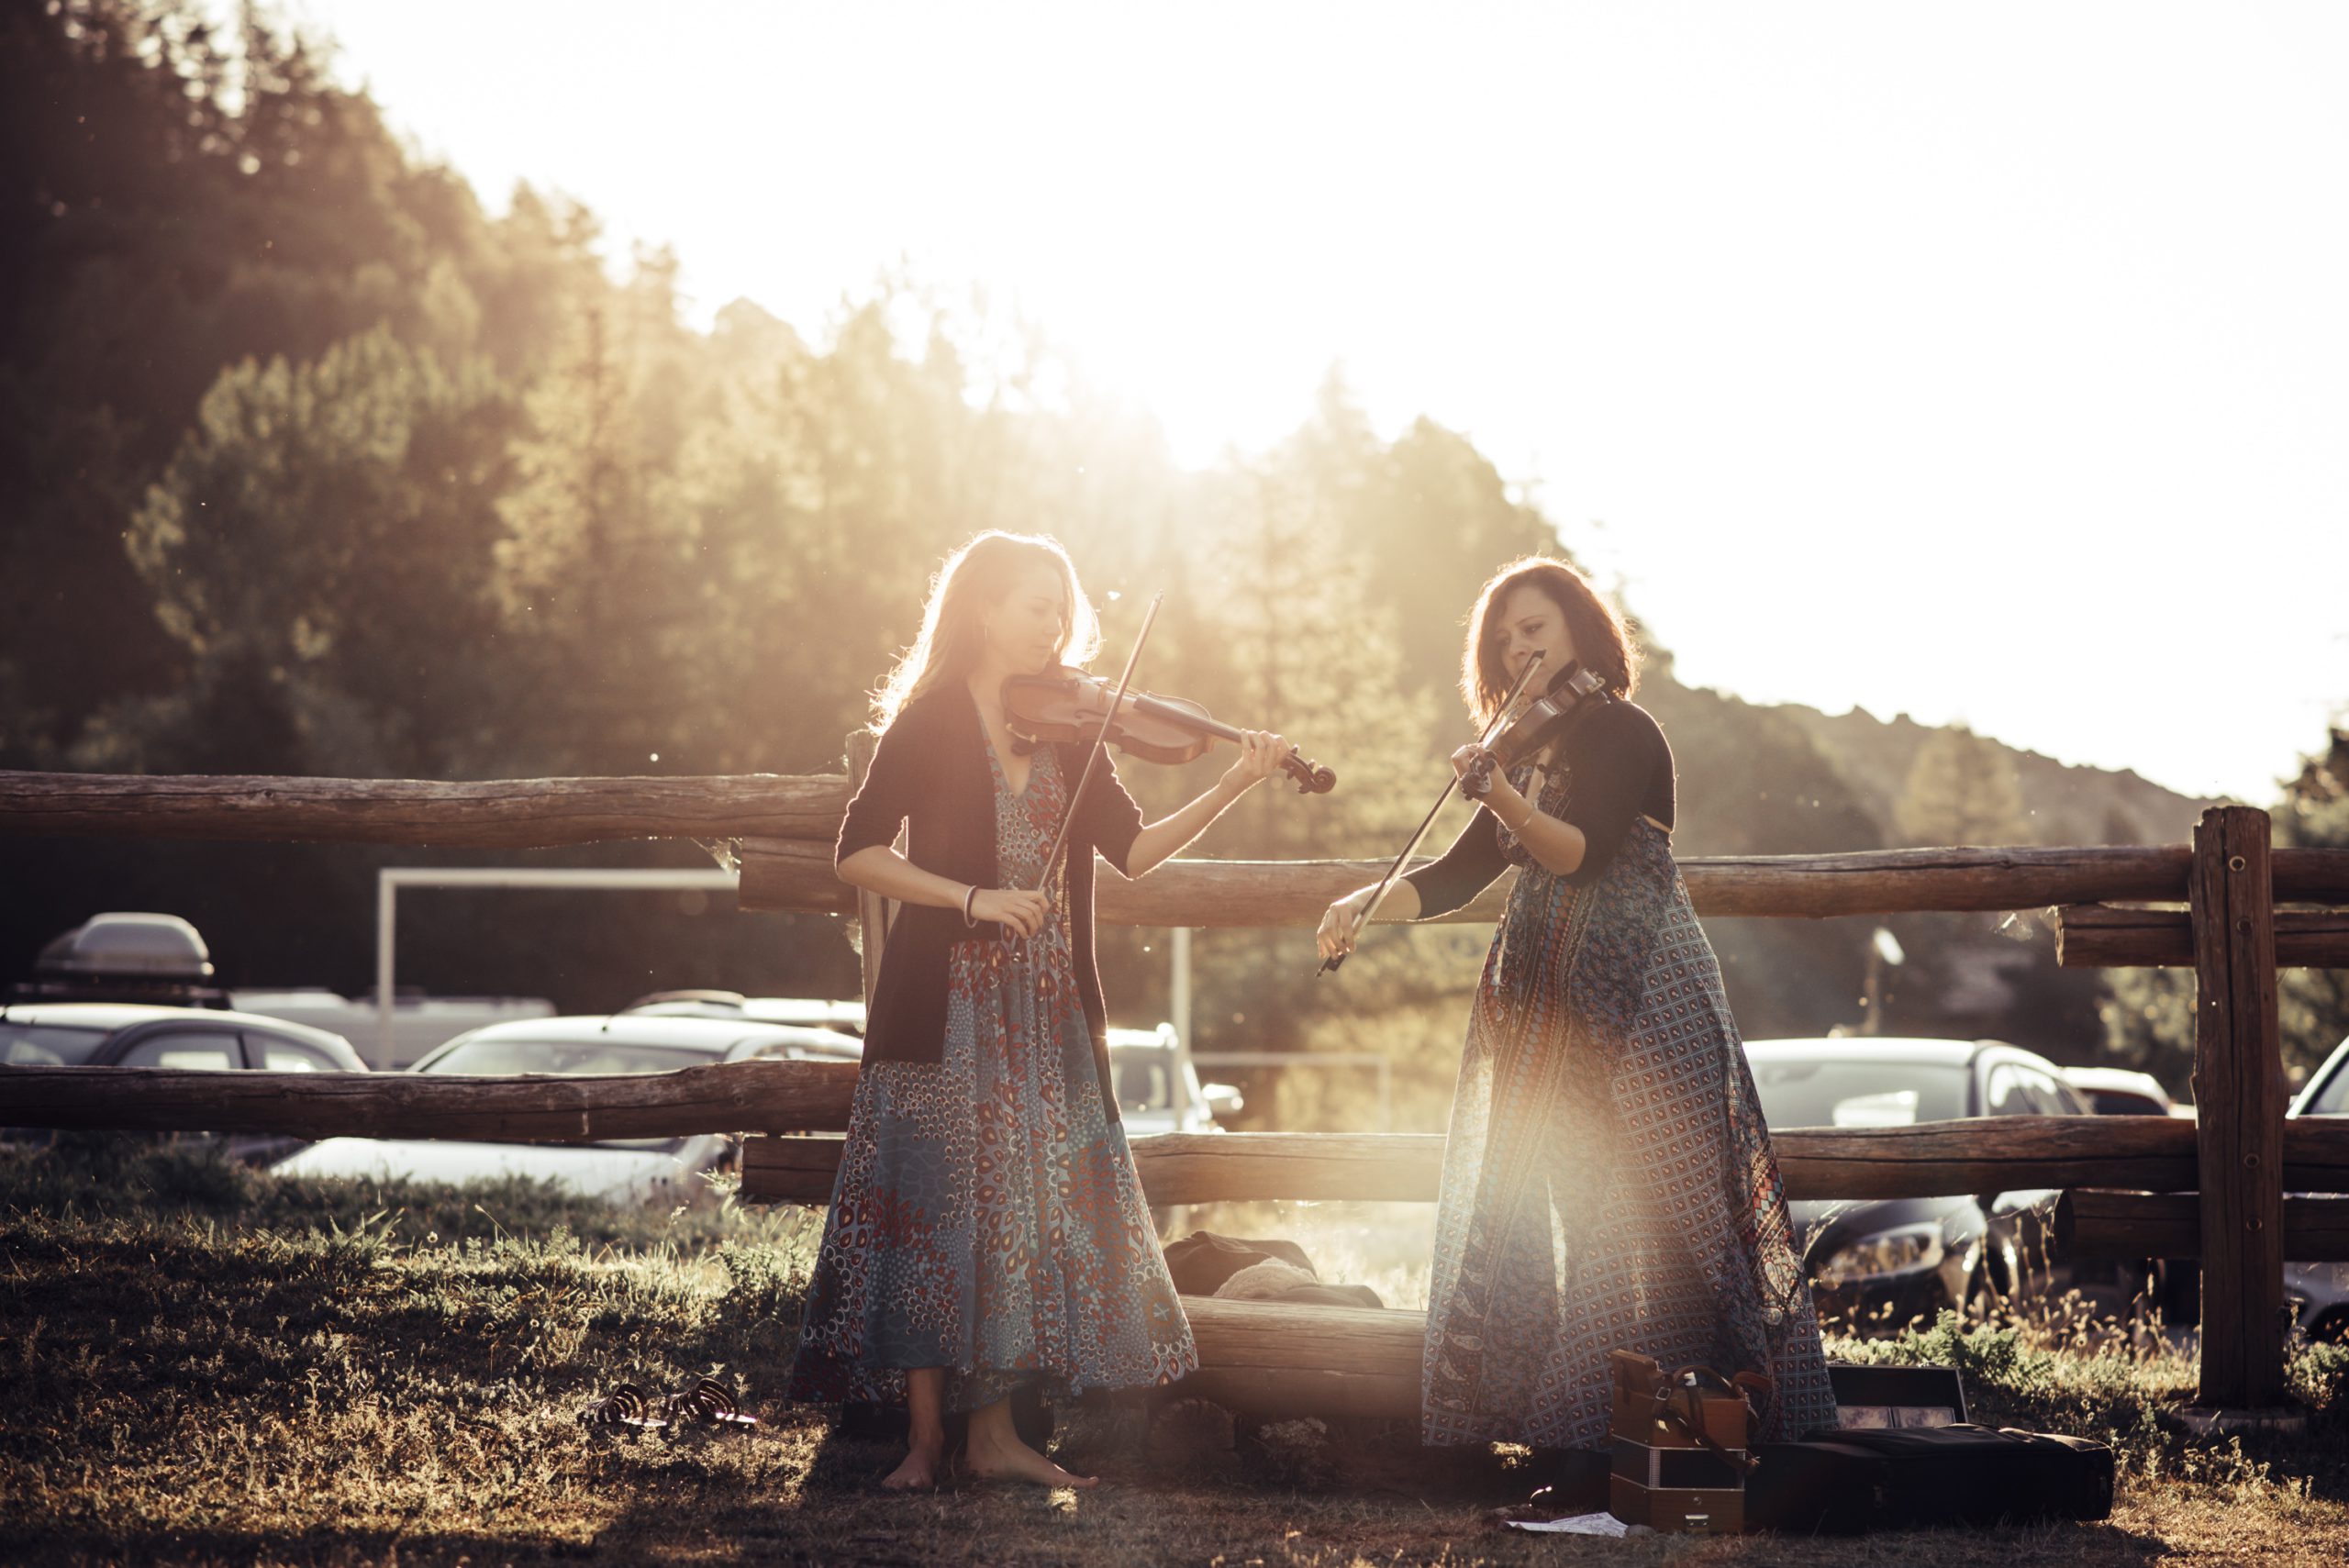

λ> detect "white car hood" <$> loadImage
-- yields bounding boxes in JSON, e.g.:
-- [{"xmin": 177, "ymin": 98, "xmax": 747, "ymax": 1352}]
[{"xmin": 272, "ymin": 1138, "xmax": 696, "ymax": 1204}]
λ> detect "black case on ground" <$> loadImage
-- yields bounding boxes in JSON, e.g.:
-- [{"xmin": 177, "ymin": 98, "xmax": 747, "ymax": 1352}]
[
  {"xmin": 1823, "ymin": 1362, "xmax": 1968, "ymax": 1427},
  {"xmin": 1745, "ymin": 1423, "xmax": 2115, "ymax": 1533}
]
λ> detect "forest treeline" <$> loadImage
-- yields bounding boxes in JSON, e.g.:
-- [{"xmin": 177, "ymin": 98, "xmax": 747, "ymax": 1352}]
[{"xmin": 5, "ymin": 2, "xmax": 2341, "ymax": 1123}]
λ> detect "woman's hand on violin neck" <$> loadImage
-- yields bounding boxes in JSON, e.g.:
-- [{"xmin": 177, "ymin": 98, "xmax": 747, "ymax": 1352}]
[
  {"xmin": 1450, "ymin": 743, "xmax": 1498, "ymax": 799},
  {"xmin": 973, "ymin": 887, "xmax": 1051, "ymax": 939},
  {"xmin": 1219, "ymin": 729, "xmax": 1290, "ymax": 795}
]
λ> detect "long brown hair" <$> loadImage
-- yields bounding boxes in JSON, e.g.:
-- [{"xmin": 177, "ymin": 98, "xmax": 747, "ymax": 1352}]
[
  {"xmin": 869, "ymin": 531, "xmax": 1100, "ymax": 731},
  {"xmin": 1460, "ymin": 556, "xmax": 1641, "ymax": 726}
]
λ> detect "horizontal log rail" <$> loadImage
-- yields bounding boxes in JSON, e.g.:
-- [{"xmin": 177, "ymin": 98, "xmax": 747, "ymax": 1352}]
[
  {"xmin": 6, "ymin": 769, "xmax": 2344, "ymax": 917},
  {"xmin": 0, "ymin": 1061, "xmax": 861, "ymax": 1143},
  {"xmin": 2055, "ymin": 905, "xmax": 2349, "ymax": 969},
  {"xmin": 23, "ymin": 1061, "xmax": 2349, "ymax": 1207},
  {"xmin": 736, "ymin": 840, "xmax": 2349, "ymax": 923},
  {"xmin": 741, "ymin": 1118, "xmax": 2349, "ymax": 1207},
  {"xmin": 744, "ymin": 1132, "xmax": 1453, "ymax": 1206},
  {"xmin": 0, "ymin": 770, "xmax": 849, "ymax": 848},
  {"xmin": 2054, "ymin": 1190, "xmax": 2349, "ymax": 1262}
]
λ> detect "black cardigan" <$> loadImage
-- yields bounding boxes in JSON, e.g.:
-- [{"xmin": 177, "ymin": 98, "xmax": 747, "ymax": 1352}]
[{"xmin": 835, "ymin": 684, "xmax": 1145, "ymax": 1119}]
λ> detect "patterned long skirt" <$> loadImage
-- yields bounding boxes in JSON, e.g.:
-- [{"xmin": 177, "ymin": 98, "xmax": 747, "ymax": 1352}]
[
  {"xmin": 785, "ymin": 743, "xmax": 1197, "ymax": 1413},
  {"xmin": 1420, "ymin": 812, "xmax": 1838, "ymax": 1448}
]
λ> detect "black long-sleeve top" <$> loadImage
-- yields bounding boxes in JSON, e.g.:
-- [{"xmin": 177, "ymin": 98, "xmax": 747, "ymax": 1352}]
[
  {"xmin": 1402, "ymin": 697, "xmax": 1676, "ymax": 918},
  {"xmin": 835, "ymin": 684, "xmax": 1145, "ymax": 1118}
]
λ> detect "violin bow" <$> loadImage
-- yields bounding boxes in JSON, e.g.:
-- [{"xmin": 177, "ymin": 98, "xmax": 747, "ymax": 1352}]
[
  {"xmin": 1318, "ymin": 650, "xmax": 1547, "ymax": 976},
  {"xmin": 1030, "ymin": 592, "xmax": 1163, "ymax": 899}
]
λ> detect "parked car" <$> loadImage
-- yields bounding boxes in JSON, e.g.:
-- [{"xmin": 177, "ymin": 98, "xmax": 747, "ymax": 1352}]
[
  {"xmin": 618, "ymin": 996, "xmax": 1240, "ymax": 1133},
  {"xmin": 2058, "ymin": 1064, "xmax": 2190, "ymax": 1118},
  {"xmin": 232, "ymin": 988, "xmax": 558, "ymax": 1071},
  {"xmin": 7, "ymin": 913, "xmax": 228, "ymax": 1006},
  {"xmin": 0, "ymin": 1000, "xmax": 369, "ymax": 1163},
  {"xmin": 1745, "ymin": 1036, "xmax": 2125, "ymax": 1329},
  {"xmin": 622, "ymin": 990, "xmax": 867, "ymax": 1037},
  {"xmin": 2284, "ymin": 1032, "xmax": 2349, "ymax": 1342},
  {"xmin": 268, "ymin": 1013, "xmax": 859, "ymax": 1204},
  {"xmin": 2059, "ymin": 1062, "xmax": 2201, "ymax": 1320},
  {"xmin": 1107, "ymin": 1023, "xmax": 1243, "ymax": 1135}
]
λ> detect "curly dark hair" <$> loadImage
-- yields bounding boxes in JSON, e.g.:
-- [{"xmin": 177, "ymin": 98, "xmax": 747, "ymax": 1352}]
[{"xmin": 1459, "ymin": 556, "xmax": 1642, "ymax": 726}]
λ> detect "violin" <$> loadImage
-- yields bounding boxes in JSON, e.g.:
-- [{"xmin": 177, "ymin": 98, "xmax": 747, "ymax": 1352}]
[
  {"xmin": 1003, "ymin": 666, "xmax": 1338, "ymax": 795},
  {"xmin": 1459, "ymin": 662, "xmax": 1612, "ymax": 799}
]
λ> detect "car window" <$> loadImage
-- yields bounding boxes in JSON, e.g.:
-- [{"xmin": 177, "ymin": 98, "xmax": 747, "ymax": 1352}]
[
  {"xmin": 0, "ymin": 1022, "xmax": 113, "ymax": 1067},
  {"xmin": 250, "ymin": 1034, "xmax": 341, "ymax": 1072},
  {"xmin": 1746, "ymin": 1059, "xmax": 1968, "ymax": 1128},
  {"xmin": 2305, "ymin": 1057, "xmax": 2349, "ymax": 1116},
  {"xmin": 426, "ymin": 1038, "xmax": 717, "ymax": 1075},
  {"xmin": 736, "ymin": 1037, "xmax": 858, "ymax": 1063},
  {"xmin": 1983, "ymin": 1062, "xmax": 2071, "ymax": 1116},
  {"xmin": 117, "ymin": 1032, "xmax": 241, "ymax": 1071},
  {"xmin": 1113, "ymin": 1050, "xmax": 1174, "ymax": 1113},
  {"xmin": 2012, "ymin": 1066, "xmax": 2071, "ymax": 1116}
]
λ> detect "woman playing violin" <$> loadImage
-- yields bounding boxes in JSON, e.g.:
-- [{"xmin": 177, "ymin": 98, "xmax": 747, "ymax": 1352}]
[
  {"xmin": 788, "ymin": 529, "xmax": 1290, "ymax": 1491},
  {"xmin": 1316, "ymin": 557, "xmax": 1835, "ymax": 1491}
]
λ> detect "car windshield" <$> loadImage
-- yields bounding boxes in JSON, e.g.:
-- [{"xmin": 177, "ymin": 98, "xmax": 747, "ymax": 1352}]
[
  {"xmin": 1748, "ymin": 1057, "xmax": 1969, "ymax": 1129},
  {"xmin": 2309, "ymin": 1058, "xmax": 2349, "ymax": 1117},
  {"xmin": 425, "ymin": 1038, "xmax": 716, "ymax": 1077},
  {"xmin": 422, "ymin": 1037, "xmax": 716, "ymax": 1151},
  {"xmin": 0, "ymin": 1022, "xmax": 113, "ymax": 1067},
  {"xmin": 1111, "ymin": 1045, "xmax": 1175, "ymax": 1114}
]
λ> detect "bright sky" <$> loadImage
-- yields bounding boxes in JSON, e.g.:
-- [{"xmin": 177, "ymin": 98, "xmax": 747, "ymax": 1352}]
[{"xmin": 287, "ymin": 0, "xmax": 2346, "ymax": 804}]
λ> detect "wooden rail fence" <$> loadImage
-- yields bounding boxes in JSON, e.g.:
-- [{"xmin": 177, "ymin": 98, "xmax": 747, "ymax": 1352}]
[{"xmin": 6, "ymin": 762, "xmax": 2349, "ymax": 1416}]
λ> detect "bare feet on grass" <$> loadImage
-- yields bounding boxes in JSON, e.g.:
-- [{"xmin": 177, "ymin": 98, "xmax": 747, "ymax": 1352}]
[
  {"xmin": 880, "ymin": 1438, "xmax": 944, "ymax": 1491},
  {"xmin": 882, "ymin": 1368, "xmax": 950, "ymax": 1492},
  {"xmin": 963, "ymin": 1420, "xmax": 1097, "ymax": 1488}
]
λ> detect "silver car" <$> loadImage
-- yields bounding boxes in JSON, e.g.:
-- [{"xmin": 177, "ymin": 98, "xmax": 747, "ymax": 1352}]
[
  {"xmin": 619, "ymin": 996, "xmax": 1239, "ymax": 1133},
  {"xmin": 1106, "ymin": 1023, "xmax": 1242, "ymax": 1136},
  {"xmin": 2285, "ymin": 1033, "xmax": 2349, "ymax": 1341},
  {"xmin": 1, "ymin": 1000, "xmax": 368, "ymax": 1163},
  {"xmin": 270, "ymin": 1013, "xmax": 858, "ymax": 1205}
]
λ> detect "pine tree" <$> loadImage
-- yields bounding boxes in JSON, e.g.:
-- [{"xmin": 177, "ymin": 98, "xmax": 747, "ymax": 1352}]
[{"xmin": 1896, "ymin": 724, "xmax": 2030, "ymax": 847}]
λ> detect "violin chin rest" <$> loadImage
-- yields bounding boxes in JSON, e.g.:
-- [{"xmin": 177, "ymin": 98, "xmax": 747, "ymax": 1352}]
[{"xmin": 1008, "ymin": 736, "xmax": 1037, "ymax": 756}]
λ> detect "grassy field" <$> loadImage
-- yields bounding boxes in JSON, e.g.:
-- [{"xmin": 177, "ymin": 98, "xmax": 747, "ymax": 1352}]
[{"xmin": 4, "ymin": 1138, "xmax": 2347, "ymax": 1567}]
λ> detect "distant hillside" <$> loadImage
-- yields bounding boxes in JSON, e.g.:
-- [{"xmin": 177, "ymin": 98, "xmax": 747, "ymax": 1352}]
[
  {"xmin": 1631, "ymin": 673, "xmax": 2217, "ymax": 1061},
  {"xmin": 1773, "ymin": 702, "xmax": 2219, "ymax": 849}
]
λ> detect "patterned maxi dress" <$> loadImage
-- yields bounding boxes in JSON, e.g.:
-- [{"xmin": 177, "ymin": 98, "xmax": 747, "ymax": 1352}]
[
  {"xmin": 1419, "ymin": 755, "xmax": 1839, "ymax": 1449},
  {"xmin": 787, "ymin": 740, "xmax": 1197, "ymax": 1412}
]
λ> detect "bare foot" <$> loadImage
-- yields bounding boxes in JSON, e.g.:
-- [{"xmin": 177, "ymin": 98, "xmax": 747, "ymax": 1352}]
[
  {"xmin": 963, "ymin": 1425, "xmax": 1098, "ymax": 1489},
  {"xmin": 880, "ymin": 1439, "xmax": 944, "ymax": 1491}
]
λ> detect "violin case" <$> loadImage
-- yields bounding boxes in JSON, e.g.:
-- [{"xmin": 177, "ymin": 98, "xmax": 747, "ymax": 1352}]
[{"xmin": 1745, "ymin": 1422, "xmax": 2115, "ymax": 1533}]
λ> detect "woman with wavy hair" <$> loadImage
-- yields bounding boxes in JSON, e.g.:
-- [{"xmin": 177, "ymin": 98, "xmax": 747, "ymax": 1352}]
[
  {"xmin": 1317, "ymin": 556, "xmax": 1835, "ymax": 1495},
  {"xmin": 788, "ymin": 530, "xmax": 1288, "ymax": 1490}
]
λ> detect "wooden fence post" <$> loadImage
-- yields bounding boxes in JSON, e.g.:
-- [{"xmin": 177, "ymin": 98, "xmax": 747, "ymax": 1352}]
[
  {"xmin": 844, "ymin": 731, "xmax": 895, "ymax": 1009},
  {"xmin": 2190, "ymin": 805, "xmax": 2287, "ymax": 1409}
]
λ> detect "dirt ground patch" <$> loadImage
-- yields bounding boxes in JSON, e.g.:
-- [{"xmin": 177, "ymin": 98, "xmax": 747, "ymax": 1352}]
[{"xmin": 5, "ymin": 1139, "xmax": 2345, "ymax": 1566}]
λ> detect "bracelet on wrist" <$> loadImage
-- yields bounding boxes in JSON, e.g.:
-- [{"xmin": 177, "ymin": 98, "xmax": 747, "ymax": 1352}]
[{"xmin": 962, "ymin": 884, "xmax": 982, "ymax": 926}]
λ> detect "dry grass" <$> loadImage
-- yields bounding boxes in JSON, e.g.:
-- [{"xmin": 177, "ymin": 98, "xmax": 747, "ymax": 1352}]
[{"xmin": 4, "ymin": 1136, "xmax": 2347, "ymax": 1566}]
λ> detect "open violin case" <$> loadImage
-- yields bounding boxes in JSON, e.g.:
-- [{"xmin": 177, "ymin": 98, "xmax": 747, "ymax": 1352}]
[
  {"xmin": 1609, "ymin": 1353, "xmax": 2115, "ymax": 1535},
  {"xmin": 1744, "ymin": 1362, "xmax": 2115, "ymax": 1533},
  {"xmin": 1746, "ymin": 1422, "xmax": 2116, "ymax": 1533}
]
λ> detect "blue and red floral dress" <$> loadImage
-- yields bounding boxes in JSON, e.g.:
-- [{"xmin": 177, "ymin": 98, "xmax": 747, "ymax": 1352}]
[{"xmin": 788, "ymin": 740, "xmax": 1197, "ymax": 1412}]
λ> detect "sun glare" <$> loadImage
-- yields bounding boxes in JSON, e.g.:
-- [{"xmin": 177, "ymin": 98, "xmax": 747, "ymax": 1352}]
[{"xmin": 283, "ymin": 0, "xmax": 2348, "ymax": 800}]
